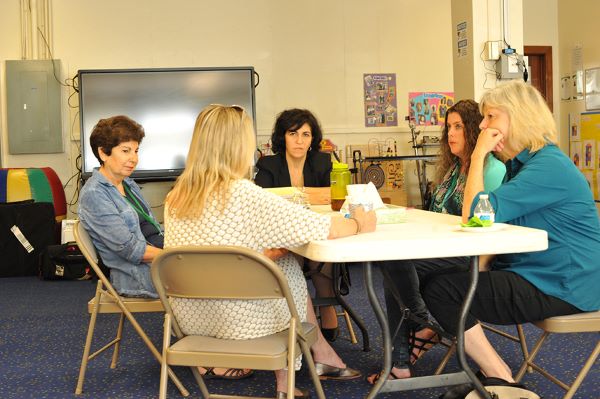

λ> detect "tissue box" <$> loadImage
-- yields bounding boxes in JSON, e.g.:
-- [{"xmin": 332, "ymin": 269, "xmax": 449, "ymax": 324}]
[{"xmin": 375, "ymin": 205, "xmax": 407, "ymax": 224}]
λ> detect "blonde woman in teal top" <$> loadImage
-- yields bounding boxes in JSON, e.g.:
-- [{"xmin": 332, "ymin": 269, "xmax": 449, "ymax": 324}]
[
  {"xmin": 369, "ymin": 100, "xmax": 506, "ymax": 383},
  {"xmin": 423, "ymin": 81, "xmax": 599, "ymax": 396}
]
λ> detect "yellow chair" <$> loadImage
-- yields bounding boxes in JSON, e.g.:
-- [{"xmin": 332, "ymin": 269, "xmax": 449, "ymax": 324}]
[
  {"xmin": 151, "ymin": 245, "xmax": 326, "ymax": 399},
  {"xmin": 515, "ymin": 311, "xmax": 600, "ymax": 399},
  {"xmin": 73, "ymin": 220, "xmax": 188, "ymax": 397}
]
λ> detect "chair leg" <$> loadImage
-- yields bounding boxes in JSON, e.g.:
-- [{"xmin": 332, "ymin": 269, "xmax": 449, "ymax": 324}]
[
  {"xmin": 434, "ymin": 341, "xmax": 455, "ymax": 375},
  {"xmin": 341, "ymin": 310, "xmax": 358, "ymax": 344},
  {"xmin": 300, "ymin": 336, "xmax": 326, "ymax": 399},
  {"xmin": 190, "ymin": 366, "xmax": 211, "ymax": 399},
  {"xmin": 117, "ymin": 301, "xmax": 190, "ymax": 397},
  {"xmin": 287, "ymin": 319, "xmax": 297, "ymax": 399},
  {"xmin": 110, "ymin": 313, "xmax": 125, "ymax": 369},
  {"xmin": 332, "ymin": 272, "xmax": 371, "ymax": 351},
  {"xmin": 159, "ymin": 314, "xmax": 170, "ymax": 399},
  {"xmin": 515, "ymin": 330, "xmax": 550, "ymax": 382},
  {"xmin": 515, "ymin": 324, "xmax": 532, "ymax": 373},
  {"xmin": 562, "ymin": 339, "xmax": 600, "ymax": 399},
  {"xmin": 75, "ymin": 281, "xmax": 103, "ymax": 395}
]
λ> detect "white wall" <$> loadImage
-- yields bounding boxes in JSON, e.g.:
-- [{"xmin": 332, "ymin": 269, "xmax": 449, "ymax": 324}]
[
  {"xmin": 557, "ymin": 0, "xmax": 600, "ymax": 212},
  {"xmin": 523, "ymin": 0, "xmax": 560, "ymax": 146},
  {"xmin": 0, "ymin": 0, "xmax": 454, "ymax": 212}
]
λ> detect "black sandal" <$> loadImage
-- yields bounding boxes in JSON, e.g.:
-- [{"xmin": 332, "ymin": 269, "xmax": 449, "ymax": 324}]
[
  {"xmin": 409, "ymin": 328, "xmax": 440, "ymax": 364},
  {"xmin": 200, "ymin": 367, "xmax": 254, "ymax": 380},
  {"xmin": 366, "ymin": 362, "xmax": 411, "ymax": 385}
]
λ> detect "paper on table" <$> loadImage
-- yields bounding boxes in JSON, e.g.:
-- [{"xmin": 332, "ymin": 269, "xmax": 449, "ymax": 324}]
[{"xmin": 340, "ymin": 182, "xmax": 385, "ymax": 214}]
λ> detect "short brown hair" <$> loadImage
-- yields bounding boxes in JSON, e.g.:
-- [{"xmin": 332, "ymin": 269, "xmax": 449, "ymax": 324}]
[{"xmin": 90, "ymin": 115, "xmax": 145, "ymax": 165}]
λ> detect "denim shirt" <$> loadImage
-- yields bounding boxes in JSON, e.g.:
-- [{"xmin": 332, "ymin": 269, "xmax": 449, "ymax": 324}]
[{"xmin": 79, "ymin": 170, "xmax": 160, "ymax": 298}]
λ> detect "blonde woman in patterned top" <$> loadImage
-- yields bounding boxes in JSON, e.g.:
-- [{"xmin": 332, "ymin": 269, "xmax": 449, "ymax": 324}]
[{"xmin": 164, "ymin": 104, "xmax": 376, "ymax": 399}]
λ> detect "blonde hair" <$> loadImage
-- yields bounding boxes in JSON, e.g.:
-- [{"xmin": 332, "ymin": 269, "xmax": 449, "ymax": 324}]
[
  {"xmin": 479, "ymin": 80, "xmax": 556, "ymax": 157},
  {"xmin": 167, "ymin": 105, "xmax": 256, "ymax": 218}
]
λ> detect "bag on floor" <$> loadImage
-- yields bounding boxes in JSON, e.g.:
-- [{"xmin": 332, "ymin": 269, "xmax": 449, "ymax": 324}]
[
  {"xmin": 0, "ymin": 200, "xmax": 56, "ymax": 277},
  {"xmin": 39, "ymin": 242, "xmax": 91, "ymax": 280}
]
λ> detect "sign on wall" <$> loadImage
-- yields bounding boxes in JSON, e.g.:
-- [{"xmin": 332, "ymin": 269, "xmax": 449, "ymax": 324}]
[{"xmin": 363, "ymin": 73, "xmax": 398, "ymax": 127}]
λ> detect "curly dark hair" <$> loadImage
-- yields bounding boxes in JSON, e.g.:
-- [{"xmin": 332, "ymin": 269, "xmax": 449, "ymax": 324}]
[
  {"xmin": 90, "ymin": 115, "xmax": 145, "ymax": 165},
  {"xmin": 271, "ymin": 109, "xmax": 323, "ymax": 155},
  {"xmin": 434, "ymin": 99, "xmax": 483, "ymax": 184}
]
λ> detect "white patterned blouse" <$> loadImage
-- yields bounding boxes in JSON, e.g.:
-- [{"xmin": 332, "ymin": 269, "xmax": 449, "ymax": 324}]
[{"xmin": 164, "ymin": 179, "xmax": 331, "ymax": 344}]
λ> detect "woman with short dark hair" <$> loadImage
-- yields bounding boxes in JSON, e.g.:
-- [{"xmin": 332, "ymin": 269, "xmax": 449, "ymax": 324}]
[{"xmin": 79, "ymin": 115, "xmax": 162, "ymax": 298}]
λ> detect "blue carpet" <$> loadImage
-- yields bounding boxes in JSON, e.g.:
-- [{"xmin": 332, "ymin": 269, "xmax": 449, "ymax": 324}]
[{"xmin": 0, "ymin": 268, "xmax": 598, "ymax": 399}]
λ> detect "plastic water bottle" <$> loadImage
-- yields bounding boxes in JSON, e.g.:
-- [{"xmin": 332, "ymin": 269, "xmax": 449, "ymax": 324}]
[{"xmin": 473, "ymin": 194, "xmax": 495, "ymax": 224}]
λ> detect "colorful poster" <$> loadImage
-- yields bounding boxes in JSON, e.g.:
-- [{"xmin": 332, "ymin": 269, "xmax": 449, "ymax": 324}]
[
  {"xmin": 569, "ymin": 112, "xmax": 580, "ymax": 141},
  {"xmin": 570, "ymin": 141, "xmax": 582, "ymax": 170},
  {"xmin": 579, "ymin": 112, "xmax": 600, "ymax": 200},
  {"xmin": 409, "ymin": 92, "xmax": 454, "ymax": 126},
  {"xmin": 583, "ymin": 139, "xmax": 596, "ymax": 170},
  {"xmin": 364, "ymin": 73, "xmax": 398, "ymax": 127}
]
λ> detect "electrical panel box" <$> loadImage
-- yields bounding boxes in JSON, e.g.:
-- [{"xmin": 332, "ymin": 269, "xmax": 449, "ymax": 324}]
[
  {"xmin": 483, "ymin": 41, "xmax": 500, "ymax": 61},
  {"xmin": 6, "ymin": 60, "xmax": 63, "ymax": 154},
  {"xmin": 495, "ymin": 53, "xmax": 523, "ymax": 80}
]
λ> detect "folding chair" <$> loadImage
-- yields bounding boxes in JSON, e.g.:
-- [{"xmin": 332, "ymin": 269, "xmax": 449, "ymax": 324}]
[
  {"xmin": 515, "ymin": 311, "xmax": 600, "ymax": 399},
  {"xmin": 73, "ymin": 220, "xmax": 188, "ymax": 396},
  {"xmin": 434, "ymin": 324, "xmax": 529, "ymax": 375},
  {"xmin": 310, "ymin": 262, "xmax": 370, "ymax": 351},
  {"xmin": 151, "ymin": 245, "xmax": 326, "ymax": 399}
]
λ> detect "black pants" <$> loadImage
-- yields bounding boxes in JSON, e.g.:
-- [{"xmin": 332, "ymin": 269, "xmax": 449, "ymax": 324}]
[
  {"xmin": 381, "ymin": 257, "xmax": 469, "ymax": 367},
  {"xmin": 422, "ymin": 266, "xmax": 582, "ymax": 335}
]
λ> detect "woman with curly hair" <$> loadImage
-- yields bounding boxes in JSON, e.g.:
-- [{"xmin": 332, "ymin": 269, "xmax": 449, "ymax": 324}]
[{"xmin": 369, "ymin": 100, "xmax": 505, "ymax": 383}]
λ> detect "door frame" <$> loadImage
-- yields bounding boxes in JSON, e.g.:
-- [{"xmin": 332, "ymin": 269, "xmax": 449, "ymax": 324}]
[{"xmin": 524, "ymin": 45, "xmax": 553, "ymax": 111}]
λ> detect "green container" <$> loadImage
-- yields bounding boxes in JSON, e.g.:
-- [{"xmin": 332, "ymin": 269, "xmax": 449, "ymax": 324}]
[{"xmin": 330, "ymin": 162, "xmax": 351, "ymax": 211}]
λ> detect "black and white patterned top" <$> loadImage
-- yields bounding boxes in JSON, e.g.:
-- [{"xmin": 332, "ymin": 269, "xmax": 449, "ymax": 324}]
[{"xmin": 164, "ymin": 179, "xmax": 331, "ymax": 346}]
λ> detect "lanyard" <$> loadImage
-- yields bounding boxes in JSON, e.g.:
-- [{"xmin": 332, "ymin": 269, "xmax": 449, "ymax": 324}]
[{"xmin": 123, "ymin": 183, "xmax": 163, "ymax": 235}]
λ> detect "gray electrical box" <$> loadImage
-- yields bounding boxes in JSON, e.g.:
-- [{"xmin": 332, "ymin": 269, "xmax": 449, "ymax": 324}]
[
  {"xmin": 6, "ymin": 60, "xmax": 63, "ymax": 154},
  {"xmin": 495, "ymin": 53, "xmax": 523, "ymax": 80}
]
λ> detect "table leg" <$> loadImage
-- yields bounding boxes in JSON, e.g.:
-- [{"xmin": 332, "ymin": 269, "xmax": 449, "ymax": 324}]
[
  {"xmin": 363, "ymin": 261, "xmax": 391, "ymax": 399},
  {"xmin": 456, "ymin": 256, "xmax": 491, "ymax": 399}
]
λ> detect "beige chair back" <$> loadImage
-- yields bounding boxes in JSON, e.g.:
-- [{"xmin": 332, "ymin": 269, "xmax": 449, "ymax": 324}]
[{"xmin": 152, "ymin": 245, "xmax": 303, "ymax": 337}]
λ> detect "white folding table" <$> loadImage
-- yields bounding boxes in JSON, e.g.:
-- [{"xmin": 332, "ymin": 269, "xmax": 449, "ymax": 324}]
[{"xmin": 291, "ymin": 207, "xmax": 548, "ymax": 399}]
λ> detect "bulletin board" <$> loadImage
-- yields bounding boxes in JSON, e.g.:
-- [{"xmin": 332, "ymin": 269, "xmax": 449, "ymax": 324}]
[{"xmin": 574, "ymin": 112, "xmax": 600, "ymax": 201}]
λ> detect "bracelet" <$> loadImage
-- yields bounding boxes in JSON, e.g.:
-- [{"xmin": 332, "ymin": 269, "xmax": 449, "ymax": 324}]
[{"xmin": 350, "ymin": 217, "xmax": 361, "ymax": 234}]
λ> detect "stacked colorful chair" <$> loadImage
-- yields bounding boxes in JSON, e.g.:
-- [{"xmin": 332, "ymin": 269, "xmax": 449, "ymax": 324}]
[{"xmin": 0, "ymin": 167, "xmax": 67, "ymax": 222}]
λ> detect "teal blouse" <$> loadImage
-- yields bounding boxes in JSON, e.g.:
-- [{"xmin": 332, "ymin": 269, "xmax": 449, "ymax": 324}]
[
  {"xmin": 430, "ymin": 154, "xmax": 505, "ymax": 216},
  {"xmin": 471, "ymin": 145, "xmax": 600, "ymax": 311}
]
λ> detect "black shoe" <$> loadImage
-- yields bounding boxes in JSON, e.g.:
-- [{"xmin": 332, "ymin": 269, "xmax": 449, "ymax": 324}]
[{"xmin": 321, "ymin": 327, "xmax": 339, "ymax": 342}]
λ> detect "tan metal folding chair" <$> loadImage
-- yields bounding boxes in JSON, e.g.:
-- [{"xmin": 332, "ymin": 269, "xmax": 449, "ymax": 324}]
[
  {"xmin": 73, "ymin": 220, "xmax": 189, "ymax": 397},
  {"xmin": 434, "ymin": 324, "xmax": 529, "ymax": 375},
  {"xmin": 515, "ymin": 311, "xmax": 600, "ymax": 399},
  {"xmin": 151, "ymin": 245, "xmax": 326, "ymax": 399}
]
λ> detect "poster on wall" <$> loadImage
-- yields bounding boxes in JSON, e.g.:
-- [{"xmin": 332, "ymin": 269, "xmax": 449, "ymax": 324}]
[
  {"xmin": 583, "ymin": 139, "xmax": 596, "ymax": 170},
  {"xmin": 409, "ymin": 92, "xmax": 454, "ymax": 126},
  {"xmin": 569, "ymin": 112, "xmax": 580, "ymax": 141},
  {"xmin": 363, "ymin": 73, "xmax": 398, "ymax": 127},
  {"xmin": 579, "ymin": 112, "xmax": 600, "ymax": 200},
  {"xmin": 570, "ymin": 141, "xmax": 582, "ymax": 170},
  {"xmin": 456, "ymin": 21, "xmax": 468, "ymax": 58}
]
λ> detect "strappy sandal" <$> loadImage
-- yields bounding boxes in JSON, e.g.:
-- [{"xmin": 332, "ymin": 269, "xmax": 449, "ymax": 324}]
[
  {"xmin": 200, "ymin": 367, "xmax": 254, "ymax": 380},
  {"xmin": 409, "ymin": 328, "xmax": 440, "ymax": 364},
  {"xmin": 366, "ymin": 362, "xmax": 411, "ymax": 385}
]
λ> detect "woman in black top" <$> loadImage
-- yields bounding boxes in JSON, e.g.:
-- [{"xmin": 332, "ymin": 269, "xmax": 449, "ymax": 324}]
[{"xmin": 255, "ymin": 108, "xmax": 338, "ymax": 339}]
